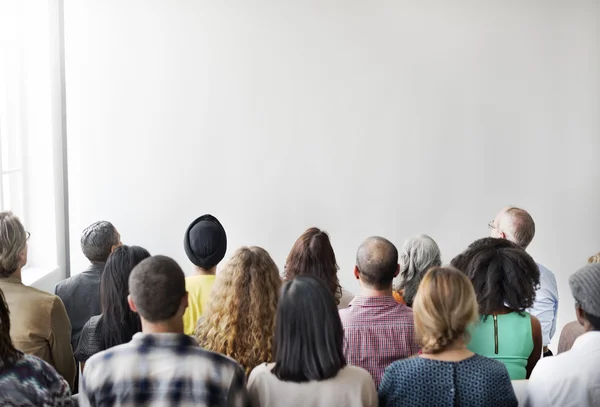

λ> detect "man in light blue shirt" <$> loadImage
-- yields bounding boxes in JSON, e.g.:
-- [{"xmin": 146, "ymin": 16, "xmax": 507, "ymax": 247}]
[{"xmin": 490, "ymin": 207, "xmax": 559, "ymax": 355}]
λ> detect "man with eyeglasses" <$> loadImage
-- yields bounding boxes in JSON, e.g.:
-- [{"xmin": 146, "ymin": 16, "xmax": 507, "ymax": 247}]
[{"xmin": 489, "ymin": 207, "xmax": 559, "ymax": 358}]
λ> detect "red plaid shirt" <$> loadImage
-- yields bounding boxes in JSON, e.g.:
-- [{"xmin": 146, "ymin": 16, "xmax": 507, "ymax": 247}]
[{"xmin": 339, "ymin": 295, "xmax": 420, "ymax": 388}]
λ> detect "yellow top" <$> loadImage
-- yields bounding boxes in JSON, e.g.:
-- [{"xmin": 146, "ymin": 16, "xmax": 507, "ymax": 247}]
[{"xmin": 182, "ymin": 274, "xmax": 217, "ymax": 335}]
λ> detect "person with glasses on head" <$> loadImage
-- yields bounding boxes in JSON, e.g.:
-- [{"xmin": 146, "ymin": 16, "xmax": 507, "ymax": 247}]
[
  {"xmin": 488, "ymin": 207, "xmax": 559, "ymax": 357},
  {"xmin": 0, "ymin": 211, "xmax": 75, "ymax": 389}
]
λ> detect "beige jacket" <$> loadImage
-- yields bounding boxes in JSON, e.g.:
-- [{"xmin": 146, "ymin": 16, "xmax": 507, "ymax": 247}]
[{"xmin": 0, "ymin": 275, "xmax": 75, "ymax": 389}]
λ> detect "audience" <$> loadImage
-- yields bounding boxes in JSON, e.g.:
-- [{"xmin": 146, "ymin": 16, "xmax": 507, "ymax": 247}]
[
  {"xmin": 0, "ymin": 288, "xmax": 73, "ymax": 406},
  {"xmin": 526, "ymin": 263, "xmax": 600, "ymax": 407},
  {"xmin": 248, "ymin": 276, "xmax": 377, "ymax": 407},
  {"xmin": 75, "ymin": 245, "xmax": 150, "ymax": 366},
  {"xmin": 284, "ymin": 227, "xmax": 354, "ymax": 309},
  {"xmin": 195, "ymin": 246, "xmax": 281, "ymax": 375},
  {"xmin": 489, "ymin": 207, "xmax": 559, "ymax": 356},
  {"xmin": 0, "ymin": 211, "xmax": 75, "ymax": 389},
  {"xmin": 451, "ymin": 237, "xmax": 542, "ymax": 379},
  {"xmin": 340, "ymin": 236, "xmax": 420, "ymax": 388},
  {"xmin": 80, "ymin": 255, "xmax": 248, "ymax": 406},
  {"xmin": 182, "ymin": 214, "xmax": 227, "ymax": 335},
  {"xmin": 392, "ymin": 234, "xmax": 441, "ymax": 306},
  {"xmin": 379, "ymin": 267, "xmax": 517, "ymax": 407},
  {"xmin": 557, "ymin": 252, "xmax": 598, "ymax": 354},
  {"xmin": 55, "ymin": 221, "xmax": 121, "ymax": 351}
]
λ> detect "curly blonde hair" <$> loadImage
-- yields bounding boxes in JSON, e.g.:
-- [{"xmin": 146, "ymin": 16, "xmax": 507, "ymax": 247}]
[
  {"xmin": 195, "ymin": 246, "xmax": 281, "ymax": 375},
  {"xmin": 589, "ymin": 252, "xmax": 600, "ymax": 264}
]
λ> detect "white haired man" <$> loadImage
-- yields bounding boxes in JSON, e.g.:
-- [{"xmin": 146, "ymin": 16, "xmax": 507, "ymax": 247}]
[{"xmin": 489, "ymin": 207, "xmax": 559, "ymax": 357}]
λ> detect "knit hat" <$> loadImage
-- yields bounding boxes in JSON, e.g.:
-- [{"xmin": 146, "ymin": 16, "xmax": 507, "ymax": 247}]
[
  {"xmin": 569, "ymin": 263, "xmax": 600, "ymax": 317},
  {"xmin": 183, "ymin": 214, "xmax": 227, "ymax": 269}
]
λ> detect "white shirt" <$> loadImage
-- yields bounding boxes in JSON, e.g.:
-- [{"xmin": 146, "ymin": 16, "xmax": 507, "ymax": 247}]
[
  {"xmin": 526, "ymin": 331, "xmax": 600, "ymax": 407},
  {"xmin": 528, "ymin": 263, "xmax": 559, "ymax": 346}
]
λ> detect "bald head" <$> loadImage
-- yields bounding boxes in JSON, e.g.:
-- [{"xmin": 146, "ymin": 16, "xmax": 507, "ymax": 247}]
[
  {"xmin": 356, "ymin": 236, "xmax": 399, "ymax": 290},
  {"xmin": 492, "ymin": 207, "xmax": 536, "ymax": 249}
]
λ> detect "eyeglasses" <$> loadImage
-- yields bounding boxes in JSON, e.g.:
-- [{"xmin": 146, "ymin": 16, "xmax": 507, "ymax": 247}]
[
  {"xmin": 26, "ymin": 231, "xmax": 31, "ymax": 241},
  {"xmin": 488, "ymin": 221, "xmax": 500, "ymax": 231}
]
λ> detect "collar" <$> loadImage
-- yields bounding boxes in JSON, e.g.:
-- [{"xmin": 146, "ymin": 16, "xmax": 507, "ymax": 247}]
[
  {"xmin": 0, "ymin": 274, "xmax": 23, "ymax": 285},
  {"xmin": 85, "ymin": 263, "xmax": 106, "ymax": 274},
  {"xmin": 348, "ymin": 295, "xmax": 399, "ymax": 308},
  {"xmin": 571, "ymin": 331, "xmax": 600, "ymax": 351},
  {"xmin": 131, "ymin": 332, "xmax": 198, "ymax": 349}
]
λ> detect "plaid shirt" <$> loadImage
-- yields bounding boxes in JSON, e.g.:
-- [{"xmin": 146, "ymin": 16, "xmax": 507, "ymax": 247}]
[
  {"xmin": 339, "ymin": 295, "xmax": 420, "ymax": 388},
  {"xmin": 80, "ymin": 333, "xmax": 248, "ymax": 407}
]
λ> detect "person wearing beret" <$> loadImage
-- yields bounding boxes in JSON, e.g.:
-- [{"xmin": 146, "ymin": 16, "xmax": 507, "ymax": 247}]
[{"xmin": 182, "ymin": 214, "xmax": 227, "ymax": 335}]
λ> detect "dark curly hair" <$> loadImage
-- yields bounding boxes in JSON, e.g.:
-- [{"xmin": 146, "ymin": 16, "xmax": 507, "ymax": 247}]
[
  {"xmin": 450, "ymin": 237, "xmax": 540, "ymax": 316},
  {"xmin": 283, "ymin": 228, "xmax": 342, "ymax": 305}
]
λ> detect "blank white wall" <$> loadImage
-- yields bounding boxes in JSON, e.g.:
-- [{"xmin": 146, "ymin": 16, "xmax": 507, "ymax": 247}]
[{"xmin": 64, "ymin": 0, "xmax": 600, "ymax": 350}]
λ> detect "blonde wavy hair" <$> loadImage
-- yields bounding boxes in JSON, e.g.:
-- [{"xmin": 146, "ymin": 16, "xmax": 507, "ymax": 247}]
[
  {"xmin": 589, "ymin": 252, "xmax": 600, "ymax": 264},
  {"xmin": 413, "ymin": 267, "xmax": 478, "ymax": 354},
  {"xmin": 0, "ymin": 212, "xmax": 27, "ymax": 277},
  {"xmin": 195, "ymin": 246, "xmax": 281, "ymax": 375}
]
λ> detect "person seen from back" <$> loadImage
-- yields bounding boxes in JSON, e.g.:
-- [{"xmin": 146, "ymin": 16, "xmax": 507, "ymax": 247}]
[
  {"xmin": 0, "ymin": 211, "xmax": 75, "ymax": 389},
  {"xmin": 284, "ymin": 227, "xmax": 354, "ymax": 309},
  {"xmin": 195, "ymin": 246, "xmax": 281, "ymax": 375},
  {"xmin": 182, "ymin": 214, "xmax": 227, "ymax": 335},
  {"xmin": 392, "ymin": 234, "xmax": 441, "ymax": 307},
  {"xmin": 526, "ymin": 263, "xmax": 600, "ymax": 407},
  {"xmin": 339, "ymin": 236, "xmax": 420, "ymax": 388},
  {"xmin": 0, "ymin": 288, "xmax": 73, "ymax": 406},
  {"xmin": 247, "ymin": 276, "xmax": 377, "ymax": 407},
  {"xmin": 379, "ymin": 267, "xmax": 517, "ymax": 407},
  {"xmin": 80, "ymin": 255, "xmax": 248, "ymax": 406},
  {"xmin": 75, "ymin": 245, "xmax": 150, "ymax": 368},
  {"xmin": 451, "ymin": 237, "xmax": 542, "ymax": 379},
  {"xmin": 489, "ymin": 207, "xmax": 558, "ymax": 356},
  {"xmin": 55, "ymin": 221, "xmax": 121, "ymax": 351}
]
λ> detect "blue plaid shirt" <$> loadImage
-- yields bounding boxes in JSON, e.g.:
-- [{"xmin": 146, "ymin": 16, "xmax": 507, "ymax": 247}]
[{"xmin": 80, "ymin": 333, "xmax": 248, "ymax": 407}]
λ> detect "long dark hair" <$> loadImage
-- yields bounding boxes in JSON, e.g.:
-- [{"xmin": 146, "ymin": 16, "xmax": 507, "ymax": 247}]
[
  {"xmin": 96, "ymin": 245, "xmax": 150, "ymax": 350},
  {"xmin": 272, "ymin": 276, "xmax": 346, "ymax": 382},
  {"xmin": 283, "ymin": 228, "xmax": 342, "ymax": 305},
  {"xmin": 0, "ymin": 288, "xmax": 22, "ymax": 367}
]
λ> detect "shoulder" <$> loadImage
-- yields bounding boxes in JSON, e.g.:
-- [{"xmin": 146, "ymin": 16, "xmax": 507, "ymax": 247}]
[
  {"xmin": 466, "ymin": 355, "xmax": 512, "ymax": 379},
  {"xmin": 248, "ymin": 363, "xmax": 273, "ymax": 386},
  {"xmin": 337, "ymin": 365, "xmax": 375, "ymax": 383}
]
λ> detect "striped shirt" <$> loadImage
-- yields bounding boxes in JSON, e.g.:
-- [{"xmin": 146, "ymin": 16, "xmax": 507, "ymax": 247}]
[
  {"xmin": 339, "ymin": 295, "xmax": 420, "ymax": 388},
  {"xmin": 80, "ymin": 332, "xmax": 249, "ymax": 407}
]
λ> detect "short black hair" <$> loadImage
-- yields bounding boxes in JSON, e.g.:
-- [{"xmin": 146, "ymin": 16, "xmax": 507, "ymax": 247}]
[
  {"xmin": 81, "ymin": 221, "xmax": 119, "ymax": 263},
  {"xmin": 129, "ymin": 255, "xmax": 186, "ymax": 322},
  {"xmin": 356, "ymin": 236, "xmax": 398, "ymax": 290},
  {"xmin": 272, "ymin": 276, "xmax": 346, "ymax": 382},
  {"xmin": 451, "ymin": 237, "xmax": 540, "ymax": 315}
]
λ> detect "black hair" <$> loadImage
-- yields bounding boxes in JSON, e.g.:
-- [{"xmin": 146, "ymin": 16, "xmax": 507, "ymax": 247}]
[
  {"xmin": 129, "ymin": 255, "xmax": 186, "ymax": 322},
  {"xmin": 450, "ymin": 237, "xmax": 540, "ymax": 316},
  {"xmin": 96, "ymin": 245, "xmax": 150, "ymax": 349},
  {"xmin": 0, "ymin": 288, "xmax": 23, "ymax": 366},
  {"xmin": 272, "ymin": 276, "xmax": 346, "ymax": 382},
  {"xmin": 356, "ymin": 236, "xmax": 398, "ymax": 290},
  {"xmin": 81, "ymin": 221, "xmax": 120, "ymax": 263}
]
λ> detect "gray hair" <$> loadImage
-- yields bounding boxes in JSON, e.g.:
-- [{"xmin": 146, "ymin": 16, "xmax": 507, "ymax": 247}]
[
  {"xmin": 81, "ymin": 221, "xmax": 119, "ymax": 263},
  {"xmin": 0, "ymin": 212, "xmax": 27, "ymax": 277},
  {"xmin": 393, "ymin": 234, "xmax": 442, "ymax": 307}
]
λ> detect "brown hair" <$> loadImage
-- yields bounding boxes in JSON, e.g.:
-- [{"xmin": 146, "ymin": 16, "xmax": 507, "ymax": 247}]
[
  {"xmin": 0, "ymin": 288, "xmax": 23, "ymax": 365},
  {"xmin": 0, "ymin": 212, "xmax": 27, "ymax": 277},
  {"xmin": 284, "ymin": 228, "xmax": 342, "ymax": 305},
  {"xmin": 413, "ymin": 267, "xmax": 478, "ymax": 354},
  {"xmin": 195, "ymin": 246, "xmax": 281, "ymax": 375}
]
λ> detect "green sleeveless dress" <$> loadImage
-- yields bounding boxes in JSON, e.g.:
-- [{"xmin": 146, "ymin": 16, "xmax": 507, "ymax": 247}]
[{"xmin": 468, "ymin": 312, "xmax": 533, "ymax": 380}]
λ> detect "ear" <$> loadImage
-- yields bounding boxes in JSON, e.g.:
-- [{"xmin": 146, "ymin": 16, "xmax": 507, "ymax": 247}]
[
  {"xmin": 576, "ymin": 306, "xmax": 586, "ymax": 326},
  {"xmin": 393, "ymin": 264, "xmax": 400, "ymax": 278},
  {"xmin": 353, "ymin": 266, "xmax": 360, "ymax": 280},
  {"xmin": 128, "ymin": 295, "xmax": 138, "ymax": 313},
  {"xmin": 181, "ymin": 292, "xmax": 189, "ymax": 311}
]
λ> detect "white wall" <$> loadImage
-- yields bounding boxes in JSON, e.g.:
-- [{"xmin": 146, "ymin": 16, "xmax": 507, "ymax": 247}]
[{"xmin": 64, "ymin": 0, "xmax": 600, "ymax": 350}]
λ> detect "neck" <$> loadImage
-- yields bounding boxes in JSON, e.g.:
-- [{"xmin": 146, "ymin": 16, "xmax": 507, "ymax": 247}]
[
  {"xmin": 9, "ymin": 269, "xmax": 22, "ymax": 281},
  {"xmin": 194, "ymin": 266, "xmax": 216, "ymax": 276},
  {"xmin": 420, "ymin": 338, "xmax": 473, "ymax": 362},
  {"xmin": 140, "ymin": 317, "xmax": 184, "ymax": 334},
  {"xmin": 359, "ymin": 283, "xmax": 393, "ymax": 297}
]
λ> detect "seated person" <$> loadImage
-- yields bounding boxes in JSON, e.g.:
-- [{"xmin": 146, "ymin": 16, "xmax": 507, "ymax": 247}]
[
  {"xmin": 379, "ymin": 267, "xmax": 517, "ymax": 407},
  {"xmin": 451, "ymin": 237, "xmax": 542, "ymax": 379}
]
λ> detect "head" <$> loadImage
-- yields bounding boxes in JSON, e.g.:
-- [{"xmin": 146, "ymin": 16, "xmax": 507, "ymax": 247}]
[
  {"xmin": 489, "ymin": 207, "xmax": 535, "ymax": 249},
  {"xmin": 196, "ymin": 246, "xmax": 281, "ymax": 375},
  {"xmin": 0, "ymin": 212, "xmax": 28, "ymax": 277},
  {"xmin": 183, "ymin": 214, "xmax": 227, "ymax": 271},
  {"xmin": 569, "ymin": 263, "xmax": 600, "ymax": 332},
  {"xmin": 0, "ymin": 288, "xmax": 23, "ymax": 365},
  {"xmin": 450, "ymin": 237, "xmax": 540, "ymax": 315},
  {"xmin": 414, "ymin": 267, "xmax": 478, "ymax": 354},
  {"xmin": 393, "ymin": 234, "xmax": 442, "ymax": 307},
  {"xmin": 588, "ymin": 252, "xmax": 600, "ymax": 264},
  {"xmin": 81, "ymin": 221, "xmax": 121, "ymax": 264},
  {"xmin": 355, "ymin": 236, "xmax": 399, "ymax": 291},
  {"xmin": 272, "ymin": 276, "xmax": 346, "ymax": 382},
  {"xmin": 97, "ymin": 245, "xmax": 151, "ymax": 349},
  {"xmin": 284, "ymin": 227, "xmax": 342, "ymax": 304},
  {"xmin": 128, "ymin": 255, "xmax": 188, "ymax": 327}
]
